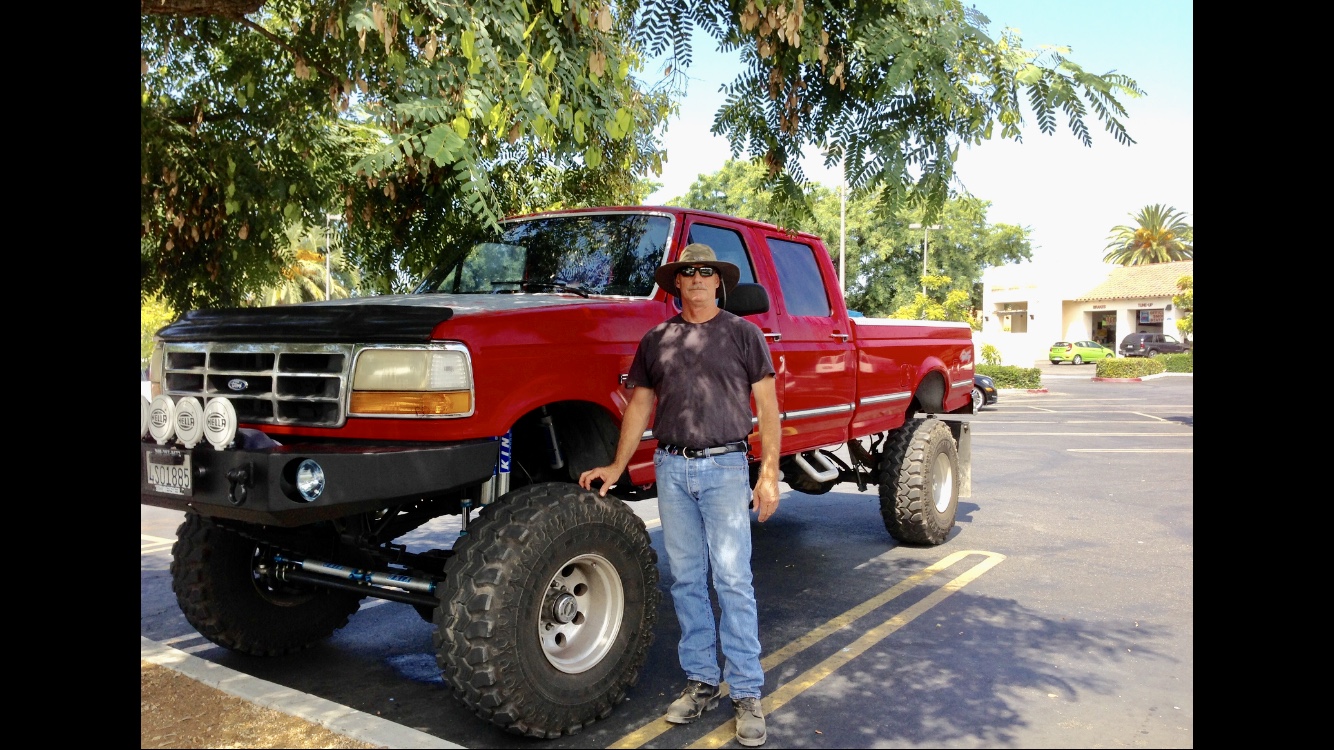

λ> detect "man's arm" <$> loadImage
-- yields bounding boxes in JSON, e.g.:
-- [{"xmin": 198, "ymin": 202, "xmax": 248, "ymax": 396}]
[
  {"xmin": 578, "ymin": 385, "xmax": 655, "ymax": 497},
  {"xmin": 750, "ymin": 374, "xmax": 781, "ymax": 522}
]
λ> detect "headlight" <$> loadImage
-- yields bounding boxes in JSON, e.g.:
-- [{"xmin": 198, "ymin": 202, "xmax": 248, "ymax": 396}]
[
  {"xmin": 148, "ymin": 341, "xmax": 165, "ymax": 399},
  {"xmin": 350, "ymin": 346, "xmax": 474, "ymax": 417}
]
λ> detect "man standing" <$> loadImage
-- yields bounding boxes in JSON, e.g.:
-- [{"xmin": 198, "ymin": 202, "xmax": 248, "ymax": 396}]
[{"xmin": 579, "ymin": 243, "xmax": 781, "ymax": 747}]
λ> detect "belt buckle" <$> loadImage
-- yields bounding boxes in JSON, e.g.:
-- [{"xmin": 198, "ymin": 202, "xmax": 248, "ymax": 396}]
[{"xmin": 684, "ymin": 447, "xmax": 703, "ymax": 458}]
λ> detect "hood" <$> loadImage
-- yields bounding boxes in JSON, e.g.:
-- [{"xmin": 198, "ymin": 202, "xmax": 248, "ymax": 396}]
[{"xmin": 156, "ymin": 292, "xmax": 628, "ymax": 343}]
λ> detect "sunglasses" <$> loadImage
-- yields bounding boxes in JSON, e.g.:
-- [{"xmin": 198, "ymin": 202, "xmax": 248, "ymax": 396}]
[{"xmin": 676, "ymin": 266, "xmax": 717, "ymax": 277}]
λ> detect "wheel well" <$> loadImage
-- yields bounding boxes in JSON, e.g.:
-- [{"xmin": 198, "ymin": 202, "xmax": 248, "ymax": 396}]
[
  {"xmin": 507, "ymin": 401, "xmax": 621, "ymax": 489},
  {"xmin": 913, "ymin": 370, "xmax": 947, "ymax": 414}
]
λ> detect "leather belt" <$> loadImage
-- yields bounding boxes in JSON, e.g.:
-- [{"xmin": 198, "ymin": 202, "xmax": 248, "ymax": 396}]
[{"xmin": 658, "ymin": 441, "xmax": 749, "ymax": 458}]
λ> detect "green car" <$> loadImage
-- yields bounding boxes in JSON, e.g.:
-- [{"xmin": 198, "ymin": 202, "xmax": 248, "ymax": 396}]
[{"xmin": 1049, "ymin": 340, "xmax": 1116, "ymax": 365}]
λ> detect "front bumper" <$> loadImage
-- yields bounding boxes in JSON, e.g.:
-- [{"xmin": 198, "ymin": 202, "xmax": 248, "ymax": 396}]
[{"xmin": 140, "ymin": 434, "xmax": 499, "ymax": 527}]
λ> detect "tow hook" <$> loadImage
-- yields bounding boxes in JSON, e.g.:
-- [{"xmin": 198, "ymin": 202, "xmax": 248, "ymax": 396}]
[{"xmin": 226, "ymin": 463, "xmax": 252, "ymax": 506}]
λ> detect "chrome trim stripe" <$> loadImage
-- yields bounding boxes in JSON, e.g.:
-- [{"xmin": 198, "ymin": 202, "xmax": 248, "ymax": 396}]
[
  {"xmin": 951, "ymin": 378, "xmax": 972, "ymax": 389},
  {"xmin": 860, "ymin": 392, "xmax": 912, "ymax": 406},
  {"xmin": 783, "ymin": 404, "xmax": 854, "ymax": 419},
  {"xmin": 639, "ymin": 403, "xmax": 856, "ymax": 442}
]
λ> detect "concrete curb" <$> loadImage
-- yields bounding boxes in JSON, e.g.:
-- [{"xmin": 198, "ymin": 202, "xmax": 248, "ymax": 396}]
[
  {"xmin": 999, "ymin": 371, "xmax": 1190, "ymax": 392},
  {"xmin": 141, "ymin": 637, "xmax": 464, "ymax": 749}
]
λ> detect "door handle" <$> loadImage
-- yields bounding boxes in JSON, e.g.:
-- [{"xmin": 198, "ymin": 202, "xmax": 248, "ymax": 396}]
[
  {"xmin": 763, "ymin": 332, "xmax": 782, "ymax": 341},
  {"xmin": 831, "ymin": 332, "xmax": 850, "ymax": 342}
]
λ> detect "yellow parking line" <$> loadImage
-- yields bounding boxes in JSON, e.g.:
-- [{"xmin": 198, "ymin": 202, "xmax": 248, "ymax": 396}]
[{"xmin": 606, "ymin": 550, "xmax": 1005, "ymax": 749}]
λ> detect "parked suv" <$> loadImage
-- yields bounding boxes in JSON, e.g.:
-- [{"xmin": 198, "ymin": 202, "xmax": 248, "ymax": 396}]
[{"xmin": 1119, "ymin": 332, "xmax": 1190, "ymax": 357}]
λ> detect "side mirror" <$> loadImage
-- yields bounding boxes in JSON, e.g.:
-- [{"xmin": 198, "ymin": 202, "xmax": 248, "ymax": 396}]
[{"xmin": 724, "ymin": 283, "xmax": 770, "ymax": 317}]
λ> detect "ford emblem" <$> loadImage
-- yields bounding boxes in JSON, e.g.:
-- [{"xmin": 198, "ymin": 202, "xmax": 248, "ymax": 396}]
[{"xmin": 227, "ymin": 378, "xmax": 249, "ymax": 392}]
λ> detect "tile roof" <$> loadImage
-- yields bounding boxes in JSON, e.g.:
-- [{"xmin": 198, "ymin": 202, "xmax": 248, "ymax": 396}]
[{"xmin": 1074, "ymin": 260, "xmax": 1192, "ymax": 301}]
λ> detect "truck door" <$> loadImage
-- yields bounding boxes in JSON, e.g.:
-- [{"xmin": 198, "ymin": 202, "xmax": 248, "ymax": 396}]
[
  {"xmin": 675, "ymin": 219, "xmax": 787, "ymax": 440},
  {"xmin": 761, "ymin": 235, "xmax": 856, "ymax": 454}
]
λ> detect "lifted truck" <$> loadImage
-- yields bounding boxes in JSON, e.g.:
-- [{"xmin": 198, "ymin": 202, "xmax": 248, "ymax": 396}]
[{"xmin": 141, "ymin": 206, "xmax": 975, "ymax": 738}]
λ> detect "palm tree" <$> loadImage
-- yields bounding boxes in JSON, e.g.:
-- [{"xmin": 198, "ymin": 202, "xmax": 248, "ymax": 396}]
[
  {"xmin": 1102, "ymin": 204, "xmax": 1193, "ymax": 265},
  {"xmin": 248, "ymin": 224, "xmax": 360, "ymax": 306}
]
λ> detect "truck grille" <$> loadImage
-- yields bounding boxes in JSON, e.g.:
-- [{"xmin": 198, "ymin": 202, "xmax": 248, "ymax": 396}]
[{"xmin": 160, "ymin": 343, "xmax": 353, "ymax": 428}]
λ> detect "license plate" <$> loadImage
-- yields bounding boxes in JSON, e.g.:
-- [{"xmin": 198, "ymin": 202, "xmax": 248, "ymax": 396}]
[{"xmin": 146, "ymin": 447, "xmax": 193, "ymax": 497}]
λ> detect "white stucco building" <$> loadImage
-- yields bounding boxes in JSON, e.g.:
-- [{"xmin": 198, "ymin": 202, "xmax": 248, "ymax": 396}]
[{"xmin": 976, "ymin": 260, "xmax": 1193, "ymax": 366}]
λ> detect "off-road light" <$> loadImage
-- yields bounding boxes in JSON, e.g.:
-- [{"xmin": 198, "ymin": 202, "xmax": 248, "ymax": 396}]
[
  {"xmin": 294, "ymin": 459, "xmax": 325, "ymax": 502},
  {"xmin": 149, "ymin": 395, "xmax": 176, "ymax": 445},
  {"xmin": 141, "ymin": 395, "xmax": 151, "ymax": 439},
  {"xmin": 204, "ymin": 397, "xmax": 237, "ymax": 451},
  {"xmin": 174, "ymin": 397, "xmax": 204, "ymax": 449}
]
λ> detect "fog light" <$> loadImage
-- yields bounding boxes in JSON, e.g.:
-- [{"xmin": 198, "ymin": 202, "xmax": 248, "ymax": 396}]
[{"xmin": 294, "ymin": 459, "xmax": 325, "ymax": 502}]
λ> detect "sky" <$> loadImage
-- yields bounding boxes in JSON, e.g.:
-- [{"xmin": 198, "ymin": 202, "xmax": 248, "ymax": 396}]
[{"xmin": 641, "ymin": 1, "xmax": 1194, "ymax": 271}]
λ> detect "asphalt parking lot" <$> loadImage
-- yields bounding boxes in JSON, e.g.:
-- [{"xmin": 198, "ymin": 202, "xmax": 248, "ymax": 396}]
[{"xmin": 141, "ymin": 371, "xmax": 1192, "ymax": 748}]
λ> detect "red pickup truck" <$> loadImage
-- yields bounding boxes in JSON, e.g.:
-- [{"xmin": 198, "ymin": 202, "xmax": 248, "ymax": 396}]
[{"xmin": 141, "ymin": 205, "xmax": 975, "ymax": 738}]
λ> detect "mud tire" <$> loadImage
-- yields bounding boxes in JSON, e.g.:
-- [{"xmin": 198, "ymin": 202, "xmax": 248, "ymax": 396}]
[
  {"xmin": 169, "ymin": 514, "xmax": 363, "ymax": 656},
  {"xmin": 435, "ymin": 482, "xmax": 659, "ymax": 738},
  {"xmin": 876, "ymin": 418, "xmax": 959, "ymax": 545}
]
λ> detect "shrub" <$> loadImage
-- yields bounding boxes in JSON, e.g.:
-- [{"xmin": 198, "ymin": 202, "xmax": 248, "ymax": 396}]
[
  {"xmin": 980, "ymin": 343, "xmax": 1002, "ymax": 365},
  {"xmin": 1158, "ymin": 352, "xmax": 1193, "ymax": 373},
  {"xmin": 977, "ymin": 364, "xmax": 1041, "ymax": 389},
  {"xmin": 1095, "ymin": 357, "xmax": 1166, "ymax": 378}
]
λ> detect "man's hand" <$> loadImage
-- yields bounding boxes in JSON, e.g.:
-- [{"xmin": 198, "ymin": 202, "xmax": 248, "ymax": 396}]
[
  {"xmin": 751, "ymin": 474, "xmax": 780, "ymax": 522},
  {"xmin": 578, "ymin": 465, "xmax": 619, "ymax": 497}
]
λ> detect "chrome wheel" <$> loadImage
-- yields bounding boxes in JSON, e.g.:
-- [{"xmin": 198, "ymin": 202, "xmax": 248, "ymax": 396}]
[
  {"xmin": 929, "ymin": 450, "xmax": 955, "ymax": 513},
  {"xmin": 539, "ymin": 552, "xmax": 625, "ymax": 674}
]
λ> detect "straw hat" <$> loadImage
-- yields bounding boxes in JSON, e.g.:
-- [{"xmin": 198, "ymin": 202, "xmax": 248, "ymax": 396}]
[{"xmin": 654, "ymin": 243, "xmax": 741, "ymax": 298}]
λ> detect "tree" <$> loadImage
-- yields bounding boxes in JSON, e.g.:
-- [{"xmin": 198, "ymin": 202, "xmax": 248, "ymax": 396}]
[
  {"xmin": 246, "ymin": 223, "xmax": 361, "ymax": 306},
  {"xmin": 672, "ymin": 159, "xmax": 1032, "ymax": 317},
  {"xmin": 1172, "ymin": 274, "xmax": 1193, "ymax": 343},
  {"xmin": 1102, "ymin": 204, "xmax": 1193, "ymax": 265},
  {"xmin": 888, "ymin": 275, "xmax": 979, "ymax": 326},
  {"xmin": 142, "ymin": 1, "xmax": 1140, "ymax": 312},
  {"xmin": 142, "ymin": 1, "xmax": 674, "ymax": 310},
  {"xmin": 141, "ymin": 293, "xmax": 178, "ymax": 369}
]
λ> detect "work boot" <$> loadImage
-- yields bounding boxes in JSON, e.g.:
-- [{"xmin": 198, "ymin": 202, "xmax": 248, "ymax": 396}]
[
  {"xmin": 665, "ymin": 680, "xmax": 720, "ymax": 724},
  {"xmin": 732, "ymin": 696, "xmax": 767, "ymax": 746}
]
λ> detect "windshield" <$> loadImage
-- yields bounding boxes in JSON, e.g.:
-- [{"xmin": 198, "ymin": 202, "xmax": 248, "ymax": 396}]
[{"xmin": 413, "ymin": 212, "xmax": 672, "ymax": 297}]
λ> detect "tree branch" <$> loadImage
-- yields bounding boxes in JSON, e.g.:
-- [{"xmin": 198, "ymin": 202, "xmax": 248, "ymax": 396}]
[
  {"xmin": 140, "ymin": 0, "xmax": 264, "ymax": 17},
  {"xmin": 235, "ymin": 16, "xmax": 347, "ymax": 90}
]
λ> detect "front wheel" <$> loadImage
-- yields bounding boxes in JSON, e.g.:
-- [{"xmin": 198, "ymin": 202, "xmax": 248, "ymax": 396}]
[
  {"xmin": 436, "ymin": 482, "xmax": 660, "ymax": 738},
  {"xmin": 971, "ymin": 387, "xmax": 985, "ymax": 413},
  {"xmin": 876, "ymin": 418, "xmax": 960, "ymax": 545},
  {"xmin": 170, "ymin": 515, "xmax": 363, "ymax": 656}
]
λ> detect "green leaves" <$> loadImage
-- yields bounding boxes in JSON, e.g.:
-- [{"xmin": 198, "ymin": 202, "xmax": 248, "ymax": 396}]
[
  {"xmin": 424, "ymin": 123, "xmax": 467, "ymax": 166},
  {"xmin": 140, "ymin": 0, "xmax": 1139, "ymax": 315}
]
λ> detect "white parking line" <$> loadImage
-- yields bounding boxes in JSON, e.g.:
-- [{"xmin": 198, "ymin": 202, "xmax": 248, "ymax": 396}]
[{"xmin": 1067, "ymin": 448, "xmax": 1193, "ymax": 452}]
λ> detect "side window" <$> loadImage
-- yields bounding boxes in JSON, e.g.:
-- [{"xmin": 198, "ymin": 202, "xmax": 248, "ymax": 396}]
[
  {"xmin": 685, "ymin": 224, "xmax": 757, "ymax": 284},
  {"xmin": 767, "ymin": 237, "xmax": 831, "ymax": 317}
]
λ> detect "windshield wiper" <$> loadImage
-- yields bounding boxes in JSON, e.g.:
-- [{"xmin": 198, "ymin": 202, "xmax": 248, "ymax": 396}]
[{"xmin": 521, "ymin": 280, "xmax": 591, "ymax": 298}]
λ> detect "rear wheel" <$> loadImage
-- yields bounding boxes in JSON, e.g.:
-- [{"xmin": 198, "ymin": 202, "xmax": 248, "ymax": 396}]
[
  {"xmin": 436, "ymin": 482, "xmax": 659, "ymax": 738},
  {"xmin": 876, "ymin": 418, "xmax": 959, "ymax": 545},
  {"xmin": 1073, "ymin": 355, "xmax": 1083, "ymax": 365},
  {"xmin": 170, "ymin": 515, "xmax": 363, "ymax": 656},
  {"xmin": 1147, "ymin": 348, "xmax": 1160, "ymax": 356},
  {"xmin": 1050, "ymin": 359, "xmax": 1060, "ymax": 365}
]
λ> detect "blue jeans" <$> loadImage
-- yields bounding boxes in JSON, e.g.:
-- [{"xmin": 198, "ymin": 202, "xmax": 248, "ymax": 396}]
[{"xmin": 654, "ymin": 448, "xmax": 764, "ymax": 699}]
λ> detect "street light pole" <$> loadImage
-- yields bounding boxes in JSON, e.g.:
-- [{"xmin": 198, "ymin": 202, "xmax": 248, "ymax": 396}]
[
  {"xmin": 839, "ymin": 180, "xmax": 846, "ymax": 293},
  {"xmin": 324, "ymin": 213, "xmax": 341, "ymax": 300},
  {"xmin": 908, "ymin": 222, "xmax": 942, "ymax": 294}
]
